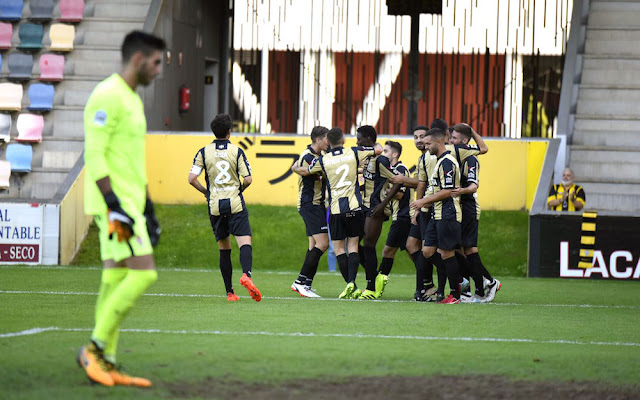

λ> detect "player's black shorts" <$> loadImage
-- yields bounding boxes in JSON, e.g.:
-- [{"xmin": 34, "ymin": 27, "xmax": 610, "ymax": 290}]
[
  {"xmin": 423, "ymin": 217, "xmax": 438, "ymax": 247},
  {"xmin": 298, "ymin": 205, "xmax": 328, "ymax": 236},
  {"xmin": 436, "ymin": 219, "xmax": 462, "ymax": 251},
  {"xmin": 386, "ymin": 217, "xmax": 411, "ymax": 249},
  {"xmin": 329, "ymin": 210, "xmax": 365, "ymax": 240},
  {"xmin": 209, "ymin": 208, "xmax": 252, "ymax": 242},
  {"xmin": 408, "ymin": 209, "xmax": 432, "ymax": 239},
  {"xmin": 461, "ymin": 214, "xmax": 478, "ymax": 248}
]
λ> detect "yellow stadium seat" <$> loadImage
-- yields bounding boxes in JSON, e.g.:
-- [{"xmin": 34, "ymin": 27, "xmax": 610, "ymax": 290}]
[
  {"xmin": 49, "ymin": 23, "xmax": 74, "ymax": 52},
  {"xmin": 0, "ymin": 83, "xmax": 23, "ymax": 111}
]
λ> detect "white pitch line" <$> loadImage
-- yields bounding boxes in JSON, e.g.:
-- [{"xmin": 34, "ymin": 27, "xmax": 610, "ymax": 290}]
[
  {"xmin": 2, "ymin": 326, "xmax": 640, "ymax": 348},
  {"xmin": 1, "ymin": 289, "xmax": 639, "ymax": 309}
]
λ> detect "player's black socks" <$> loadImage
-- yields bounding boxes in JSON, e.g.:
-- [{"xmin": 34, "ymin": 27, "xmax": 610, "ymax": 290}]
[
  {"xmin": 468, "ymin": 251, "xmax": 493, "ymax": 281},
  {"xmin": 423, "ymin": 254, "xmax": 434, "ymax": 286},
  {"xmin": 430, "ymin": 253, "xmax": 446, "ymax": 295},
  {"xmin": 456, "ymin": 252, "xmax": 482, "ymax": 295},
  {"xmin": 411, "ymin": 251, "xmax": 426, "ymax": 292},
  {"xmin": 219, "ymin": 249, "xmax": 233, "ymax": 293},
  {"xmin": 358, "ymin": 244, "xmax": 366, "ymax": 267},
  {"xmin": 379, "ymin": 257, "xmax": 394, "ymax": 276},
  {"xmin": 362, "ymin": 246, "xmax": 377, "ymax": 291},
  {"xmin": 337, "ymin": 253, "xmax": 348, "ymax": 282},
  {"xmin": 443, "ymin": 255, "xmax": 462, "ymax": 299},
  {"xmin": 347, "ymin": 252, "xmax": 360, "ymax": 283},
  {"xmin": 239, "ymin": 244, "xmax": 252, "ymax": 277},
  {"xmin": 301, "ymin": 247, "xmax": 323, "ymax": 281}
]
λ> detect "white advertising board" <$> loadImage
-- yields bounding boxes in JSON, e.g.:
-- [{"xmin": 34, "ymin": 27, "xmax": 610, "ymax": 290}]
[{"xmin": 0, "ymin": 203, "xmax": 44, "ymax": 264}]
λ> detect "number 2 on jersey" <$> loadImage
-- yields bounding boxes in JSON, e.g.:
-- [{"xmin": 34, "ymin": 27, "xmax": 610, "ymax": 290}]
[
  {"xmin": 335, "ymin": 164, "xmax": 352, "ymax": 188},
  {"xmin": 214, "ymin": 160, "xmax": 231, "ymax": 184}
]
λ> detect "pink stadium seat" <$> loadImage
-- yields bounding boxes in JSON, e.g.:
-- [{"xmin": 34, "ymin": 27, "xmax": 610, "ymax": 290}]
[
  {"xmin": 39, "ymin": 53, "xmax": 64, "ymax": 81},
  {"xmin": 0, "ymin": 21, "xmax": 11, "ymax": 49},
  {"xmin": 58, "ymin": 0, "xmax": 83, "ymax": 22},
  {"xmin": 16, "ymin": 113, "xmax": 43, "ymax": 143}
]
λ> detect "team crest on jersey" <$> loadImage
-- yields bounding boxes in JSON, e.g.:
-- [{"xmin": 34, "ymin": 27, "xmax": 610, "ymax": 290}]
[{"xmin": 93, "ymin": 110, "xmax": 107, "ymax": 127}]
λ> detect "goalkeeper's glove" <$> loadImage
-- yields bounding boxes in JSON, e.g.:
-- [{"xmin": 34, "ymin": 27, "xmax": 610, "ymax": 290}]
[
  {"xmin": 144, "ymin": 197, "xmax": 162, "ymax": 247},
  {"xmin": 103, "ymin": 191, "xmax": 135, "ymax": 242}
]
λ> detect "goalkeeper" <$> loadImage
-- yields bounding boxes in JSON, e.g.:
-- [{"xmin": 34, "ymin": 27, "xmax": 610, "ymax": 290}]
[{"xmin": 77, "ymin": 31, "xmax": 165, "ymax": 388}]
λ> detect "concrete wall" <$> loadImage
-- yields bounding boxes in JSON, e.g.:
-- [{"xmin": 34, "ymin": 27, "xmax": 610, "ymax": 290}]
[
  {"xmin": 146, "ymin": 133, "xmax": 548, "ymax": 211},
  {"xmin": 59, "ymin": 167, "xmax": 92, "ymax": 265}
]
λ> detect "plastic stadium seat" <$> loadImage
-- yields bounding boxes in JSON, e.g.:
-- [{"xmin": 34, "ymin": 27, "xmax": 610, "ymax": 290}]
[
  {"xmin": 0, "ymin": 82, "xmax": 23, "ymax": 111},
  {"xmin": 17, "ymin": 23, "xmax": 43, "ymax": 50},
  {"xmin": 16, "ymin": 113, "xmax": 43, "ymax": 143},
  {"xmin": 0, "ymin": 112, "xmax": 11, "ymax": 142},
  {"xmin": 0, "ymin": 0, "xmax": 23, "ymax": 21},
  {"xmin": 28, "ymin": 0, "xmax": 53, "ymax": 21},
  {"xmin": 0, "ymin": 21, "xmax": 12, "ymax": 49},
  {"xmin": 7, "ymin": 52, "xmax": 33, "ymax": 81},
  {"xmin": 48, "ymin": 23, "xmax": 74, "ymax": 52},
  {"xmin": 27, "ymin": 83, "xmax": 54, "ymax": 112},
  {"xmin": 6, "ymin": 143, "xmax": 32, "ymax": 172},
  {"xmin": 38, "ymin": 53, "xmax": 64, "ymax": 81},
  {"xmin": 58, "ymin": 0, "xmax": 83, "ymax": 22},
  {"xmin": 0, "ymin": 160, "xmax": 10, "ymax": 189}
]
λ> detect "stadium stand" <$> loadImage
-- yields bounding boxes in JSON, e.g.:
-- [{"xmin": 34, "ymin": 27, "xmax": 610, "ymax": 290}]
[
  {"xmin": 28, "ymin": 0, "xmax": 53, "ymax": 22},
  {"xmin": 16, "ymin": 113, "xmax": 44, "ymax": 142},
  {"xmin": 58, "ymin": 0, "xmax": 83, "ymax": 23},
  {"xmin": 6, "ymin": 142, "xmax": 32, "ymax": 172},
  {"xmin": 0, "ymin": 112, "xmax": 11, "ymax": 142},
  {"xmin": 38, "ymin": 53, "xmax": 64, "ymax": 81},
  {"xmin": 27, "ymin": 82, "xmax": 54, "ymax": 112},
  {"xmin": 0, "ymin": 21, "xmax": 11, "ymax": 49},
  {"xmin": 0, "ymin": 0, "xmax": 23, "ymax": 21},
  {"xmin": 0, "ymin": 159, "xmax": 10, "ymax": 189},
  {"xmin": 48, "ymin": 23, "xmax": 74, "ymax": 51},
  {"xmin": 17, "ymin": 22, "xmax": 43, "ymax": 50},
  {"xmin": 7, "ymin": 51, "xmax": 33, "ymax": 80},
  {"xmin": 0, "ymin": 82, "xmax": 23, "ymax": 111}
]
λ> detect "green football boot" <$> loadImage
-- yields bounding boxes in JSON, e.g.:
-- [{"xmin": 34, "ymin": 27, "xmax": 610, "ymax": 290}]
[
  {"xmin": 359, "ymin": 289, "xmax": 378, "ymax": 300},
  {"xmin": 374, "ymin": 273, "xmax": 389, "ymax": 298},
  {"xmin": 352, "ymin": 288, "xmax": 362, "ymax": 299},
  {"xmin": 339, "ymin": 282, "xmax": 356, "ymax": 299}
]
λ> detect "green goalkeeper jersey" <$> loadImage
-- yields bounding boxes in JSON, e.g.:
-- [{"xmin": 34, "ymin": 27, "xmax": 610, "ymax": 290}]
[{"xmin": 84, "ymin": 73, "xmax": 148, "ymax": 215}]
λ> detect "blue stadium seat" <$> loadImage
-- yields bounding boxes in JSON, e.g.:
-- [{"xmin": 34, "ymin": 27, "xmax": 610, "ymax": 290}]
[
  {"xmin": 7, "ymin": 52, "xmax": 33, "ymax": 81},
  {"xmin": 6, "ymin": 143, "xmax": 32, "ymax": 173},
  {"xmin": 17, "ymin": 23, "xmax": 44, "ymax": 50},
  {"xmin": 28, "ymin": 0, "xmax": 53, "ymax": 21},
  {"xmin": 0, "ymin": 0, "xmax": 23, "ymax": 21},
  {"xmin": 27, "ymin": 83, "xmax": 54, "ymax": 112}
]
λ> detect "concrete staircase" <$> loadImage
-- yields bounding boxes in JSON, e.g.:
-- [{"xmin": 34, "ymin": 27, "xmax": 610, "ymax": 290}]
[
  {"xmin": 2, "ymin": 0, "xmax": 151, "ymax": 200},
  {"xmin": 570, "ymin": 0, "xmax": 640, "ymax": 212}
]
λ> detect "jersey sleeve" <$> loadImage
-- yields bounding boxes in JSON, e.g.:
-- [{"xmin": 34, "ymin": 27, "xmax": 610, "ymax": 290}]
[
  {"xmin": 300, "ymin": 152, "xmax": 315, "ymax": 168},
  {"xmin": 454, "ymin": 144, "xmax": 481, "ymax": 164},
  {"xmin": 190, "ymin": 148, "xmax": 205, "ymax": 175},
  {"xmin": 547, "ymin": 184, "xmax": 559, "ymax": 204},
  {"xmin": 396, "ymin": 164, "xmax": 409, "ymax": 192},
  {"xmin": 354, "ymin": 146, "xmax": 375, "ymax": 161},
  {"xmin": 575, "ymin": 186, "xmax": 586, "ymax": 203},
  {"xmin": 308, "ymin": 157, "xmax": 323, "ymax": 174},
  {"xmin": 237, "ymin": 148, "xmax": 251, "ymax": 177},
  {"xmin": 378, "ymin": 156, "xmax": 397, "ymax": 179},
  {"xmin": 464, "ymin": 156, "xmax": 479, "ymax": 185},
  {"xmin": 439, "ymin": 158, "xmax": 456, "ymax": 190},
  {"xmin": 83, "ymin": 89, "xmax": 120, "ymax": 182},
  {"xmin": 417, "ymin": 155, "xmax": 428, "ymax": 182}
]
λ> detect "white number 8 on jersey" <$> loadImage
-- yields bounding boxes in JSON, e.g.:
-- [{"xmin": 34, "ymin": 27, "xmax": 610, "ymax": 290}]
[{"xmin": 214, "ymin": 160, "xmax": 232, "ymax": 184}]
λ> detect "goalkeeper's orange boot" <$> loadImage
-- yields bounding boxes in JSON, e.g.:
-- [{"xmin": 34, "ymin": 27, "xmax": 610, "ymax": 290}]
[
  {"xmin": 76, "ymin": 343, "xmax": 114, "ymax": 386},
  {"xmin": 240, "ymin": 273, "xmax": 262, "ymax": 302},
  {"xmin": 106, "ymin": 363, "xmax": 152, "ymax": 388},
  {"xmin": 227, "ymin": 292, "xmax": 240, "ymax": 301}
]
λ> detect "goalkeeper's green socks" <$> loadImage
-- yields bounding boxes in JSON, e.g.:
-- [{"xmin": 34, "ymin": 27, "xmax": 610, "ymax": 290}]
[
  {"xmin": 91, "ymin": 269, "xmax": 158, "ymax": 352},
  {"xmin": 94, "ymin": 268, "xmax": 128, "ymax": 363}
]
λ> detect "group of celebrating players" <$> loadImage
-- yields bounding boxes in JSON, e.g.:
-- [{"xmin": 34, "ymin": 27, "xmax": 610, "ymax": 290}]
[{"xmin": 289, "ymin": 119, "xmax": 501, "ymax": 304}]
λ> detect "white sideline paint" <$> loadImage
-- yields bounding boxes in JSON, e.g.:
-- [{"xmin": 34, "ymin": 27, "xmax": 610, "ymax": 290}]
[
  {"xmin": 1, "ymin": 289, "xmax": 639, "ymax": 310},
  {"xmin": 2, "ymin": 326, "xmax": 640, "ymax": 348}
]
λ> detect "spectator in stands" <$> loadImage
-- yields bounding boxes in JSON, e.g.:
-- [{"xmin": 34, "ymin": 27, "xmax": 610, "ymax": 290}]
[{"xmin": 547, "ymin": 168, "xmax": 586, "ymax": 211}]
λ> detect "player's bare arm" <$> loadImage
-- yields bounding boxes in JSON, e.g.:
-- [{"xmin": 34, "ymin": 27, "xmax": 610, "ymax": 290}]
[
  {"xmin": 451, "ymin": 182, "xmax": 478, "ymax": 197},
  {"xmin": 371, "ymin": 183, "xmax": 402, "ymax": 218},
  {"xmin": 411, "ymin": 188, "xmax": 454, "ymax": 211},
  {"xmin": 391, "ymin": 174, "xmax": 418, "ymax": 187},
  {"xmin": 188, "ymin": 171, "xmax": 207, "ymax": 195}
]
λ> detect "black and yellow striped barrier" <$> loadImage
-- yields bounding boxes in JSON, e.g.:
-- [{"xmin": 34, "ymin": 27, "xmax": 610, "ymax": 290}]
[{"xmin": 578, "ymin": 211, "xmax": 597, "ymax": 269}]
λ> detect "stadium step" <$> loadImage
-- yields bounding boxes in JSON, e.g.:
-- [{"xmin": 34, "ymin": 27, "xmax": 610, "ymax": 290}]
[
  {"xmin": 588, "ymin": 2, "xmax": 640, "ymax": 28},
  {"xmin": 576, "ymin": 87, "xmax": 640, "ymax": 116},
  {"xmin": 569, "ymin": 147, "xmax": 640, "ymax": 184},
  {"xmin": 581, "ymin": 57, "xmax": 640, "ymax": 86},
  {"xmin": 576, "ymin": 182, "xmax": 640, "ymax": 212},
  {"xmin": 90, "ymin": 3, "xmax": 150, "ymax": 19},
  {"xmin": 585, "ymin": 29, "xmax": 640, "ymax": 56},
  {"xmin": 572, "ymin": 129, "xmax": 639, "ymax": 148}
]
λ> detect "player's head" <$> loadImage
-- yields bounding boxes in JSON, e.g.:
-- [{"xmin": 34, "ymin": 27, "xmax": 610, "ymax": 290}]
[
  {"xmin": 210, "ymin": 114, "xmax": 232, "ymax": 139},
  {"xmin": 121, "ymin": 31, "xmax": 166, "ymax": 86},
  {"xmin": 451, "ymin": 123, "xmax": 473, "ymax": 145},
  {"xmin": 356, "ymin": 125, "xmax": 377, "ymax": 146},
  {"xmin": 310, "ymin": 126, "xmax": 329, "ymax": 150},
  {"xmin": 412, "ymin": 125, "xmax": 429, "ymax": 151},
  {"xmin": 561, "ymin": 168, "xmax": 575, "ymax": 186},
  {"xmin": 423, "ymin": 127, "xmax": 445, "ymax": 155},
  {"xmin": 383, "ymin": 140, "xmax": 402, "ymax": 163},
  {"xmin": 327, "ymin": 127, "xmax": 344, "ymax": 147},
  {"xmin": 430, "ymin": 119, "xmax": 449, "ymax": 143}
]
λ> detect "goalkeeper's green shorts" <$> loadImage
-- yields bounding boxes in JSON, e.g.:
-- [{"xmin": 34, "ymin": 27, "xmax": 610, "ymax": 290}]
[{"xmin": 95, "ymin": 211, "xmax": 153, "ymax": 263}]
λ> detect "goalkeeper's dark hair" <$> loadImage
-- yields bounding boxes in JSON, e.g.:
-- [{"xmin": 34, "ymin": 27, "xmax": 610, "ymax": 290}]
[
  {"xmin": 327, "ymin": 127, "xmax": 344, "ymax": 146},
  {"xmin": 385, "ymin": 140, "xmax": 402, "ymax": 157},
  {"xmin": 310, "ymin": 126, "xmax": 329, "ymax": 143},
  {"xmin": 425, "ymin": 127, "xmax": 446, "ymax": 140},
  {"xmin": 121, "ymin": 31, "xmax": 166, "ymax": 63},
  {"xmin": 356, "ymin": 125, "xmax": 377, "ymax": 143},
  {"xmin": 430, "ymin": 118, "xmax": 448, "ymax": 132},
  {"xmin": 210, "ymin": 114, "xmax": 233, "ymax": 138}
]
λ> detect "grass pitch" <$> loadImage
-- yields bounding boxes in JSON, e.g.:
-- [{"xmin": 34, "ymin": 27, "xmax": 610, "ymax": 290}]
[{"xmin": 2, "ymin": 206, "xmax": 639, "ymax": 399}]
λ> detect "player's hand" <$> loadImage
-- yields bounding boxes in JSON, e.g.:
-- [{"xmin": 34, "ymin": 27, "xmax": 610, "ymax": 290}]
[
  {"xmin": 390, "ymin": 175, "xmax": 404, "ymax": 185},
  {"xmin": 410, "ymin": 199, "xmax": 425, "ymax": 211},
  {"xmin": 144, "ymin": 197, "xmax": 161, "ymax": 247},
  {"xmin": 371, "ymin": 204, "xmax": 385, "ymax": 218},
  {"xmin": 104, "ymin": 192, "xmax": 135, "ymax": 242},
  {"xmin": 411, "ymin": 212, "xmax": 419, "ymax": 226},
  {"xmin": 451, "ymin": 187, "xmax": 462, "ymax": 197}
]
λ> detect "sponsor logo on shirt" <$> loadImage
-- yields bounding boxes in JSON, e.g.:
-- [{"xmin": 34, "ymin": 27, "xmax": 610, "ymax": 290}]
[{"xmin": 93, "ymin": 110, "xmax": 107, "ymax": 127}]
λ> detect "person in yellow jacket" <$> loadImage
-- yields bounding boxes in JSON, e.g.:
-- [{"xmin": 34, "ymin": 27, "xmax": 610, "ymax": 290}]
[{"xmin": 548, "ymin": 168, "xmax": 586, "ymax": 211}]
